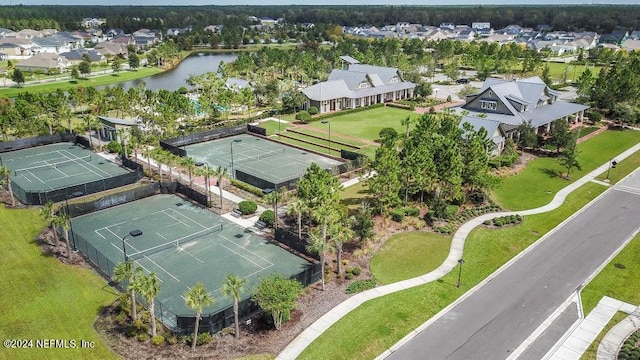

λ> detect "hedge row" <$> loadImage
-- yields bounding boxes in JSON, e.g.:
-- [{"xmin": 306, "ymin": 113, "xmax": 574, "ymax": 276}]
[
  {"xmin": 433, "ymin": 204, "xmax": 503, "ymax": 234},
  {"xmin": 390, "ymin": 206, "xmax": 421, "ymax": 222},
  {"xmin": 231, "ymin": 179, "xmax": 264, "ymax": 197},
  {"xmin": 308, "ymin": 103, "xmax": 385, "ymax": 122},
  {"xmin": 483, "ymin": 214, "xmax": 523, "ymax": 227},
  {"xmin": 346, "ymin": 279, "xmax": 376, "ymax": 294}
]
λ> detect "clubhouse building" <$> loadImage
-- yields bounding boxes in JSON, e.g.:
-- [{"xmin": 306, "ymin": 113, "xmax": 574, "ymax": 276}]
[{"xmin": 301, "ymin": 56, "xmax": 415, "ymax": 114}]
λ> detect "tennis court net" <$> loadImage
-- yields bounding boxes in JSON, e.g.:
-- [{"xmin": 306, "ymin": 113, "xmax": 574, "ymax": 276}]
[
  {"xmin": 231, "ymin": 148, "xmax": 285, "ymax": 166},
  {"xmin": 128, "ymin": 224, "xmax": 223, "ymax": 260},
  {"xmin": 14, "ymin": 155, "xmax": 92, "ymax": 176}
]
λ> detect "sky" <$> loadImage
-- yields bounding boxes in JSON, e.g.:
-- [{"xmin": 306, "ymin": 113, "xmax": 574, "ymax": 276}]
[{"xmin": 0, "ymin": 0, "xmax": 638, "ymax": 5}]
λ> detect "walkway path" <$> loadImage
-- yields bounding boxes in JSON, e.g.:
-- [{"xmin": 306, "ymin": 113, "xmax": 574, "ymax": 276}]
[
  {"xmin": 277, "ymin": 142, "xmax": 640, "ymax": 360},
  {"xmin": 544, "ymin": 296, "xmax": 637, "ymax": 360}
]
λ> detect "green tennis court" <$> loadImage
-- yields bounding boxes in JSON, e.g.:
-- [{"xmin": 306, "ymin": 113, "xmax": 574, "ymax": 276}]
[
  {"xmin": 70, "ymin": 194, "xmax": 310, "ymax": 330},
  {"xmin": 184, "ymin": 134, "xmax": 343, "ymax": 189},
  {"xmin": 1, "ymin": 142, "xmax": 129, "ymax": 193}
]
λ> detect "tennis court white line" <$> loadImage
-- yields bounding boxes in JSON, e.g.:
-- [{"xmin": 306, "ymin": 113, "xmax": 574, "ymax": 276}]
[
  {"xmin": 164, "ymin": 208, "xmax": 209, "ymax": 229},
  {"xmin": 161, "ymin": 209, "xmax": 192, "ymax": 228},
  {"xmin": 61, "ymin": 149, "xmax": 112, "ymax": 178},
  {"xmin": 57, "ymin": 150, "xmax": 104, "ymax": 178},
  {"xmin": 28, "ymin": 170, "xmax": 54, "ymax": 189},
  {"xmin": 178, "ymin": 246, "xmax": 205, "ymax": 264},
  {"xmin": 109, "ymin": 242, "xmax": 155, "ymax": 276},
  {"xmin": 95, "ymin": 230, "xmax": 106, "ymax": 239},
  {"xmin": 142, "ymin": 255, "xmax": 180, "ymax": 283},
  {"xmin": 219, "ymin": 234, "xmax": 275, "ymax": 267},
  {"xmin": 93, "ymin": 208, "xmax": 172, "ymax": 229},
  {"xmin": 219, "ymin": 242, "xmax": 269, "ymax": 270}
]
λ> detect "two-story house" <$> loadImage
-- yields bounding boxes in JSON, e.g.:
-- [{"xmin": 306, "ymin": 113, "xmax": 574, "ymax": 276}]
[
  {"xmin": 455, "ymin": 76, "xmax": 589, "ymax": 153},
  {"xmin": 301, "ymin": 56, "xmax": 415, "ymax": 114}
]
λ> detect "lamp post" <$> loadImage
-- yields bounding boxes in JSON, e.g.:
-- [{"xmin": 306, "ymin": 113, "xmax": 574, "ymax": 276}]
[
  {"xmin": 434, "ymin": 88, "xmax": 439, "ymax": 100},
  {"xmin": 121, "ymin": 229, "xmax": 143, "ymax": 262},
  {"xmin": 195, "ymin": 161, "xmax": 210, "ymax": 207},
  {"xmin": 456, "ymin": 258, "xmax": 465, "ymax": 288},
  {"xmin": 230, "ymin": 139, "xmax": 242, "ymax": 180},
  {"xmin": 181, "ymin": 129, "xmax": 186, "ymax": 154},
  {"xmin": 321, "ymin": 120, "xmax": 331, "ymax": 154},
  {"xmin": 605, "ymin": 158, "xmax": 617, "ymax": 182}
]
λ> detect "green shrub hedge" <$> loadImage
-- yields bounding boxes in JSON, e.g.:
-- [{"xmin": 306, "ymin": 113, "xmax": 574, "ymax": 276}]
[
  {"xmin": 390, "ymin": 208, "xmax": 405, "ymax": 222},
  {"xmin": 346, "ymin": 279, "xmax": 377, "ymax": 294},
  {"xmin": 231, "ymin": 179, "xmax": 264, "ymax": 197},
  {"xmin": 259, "ymin": 209, "xmax": 275, "ymax": 227},
  {"xmin": 238, "ymin": 200, "xmax": 258, "ymax": 215}
]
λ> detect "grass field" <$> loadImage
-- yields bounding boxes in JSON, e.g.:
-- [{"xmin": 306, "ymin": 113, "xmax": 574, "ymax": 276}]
[
  {"xmin": 299, "ymin": 182, "xmax": 606, "ymax": 360},
  {"xmin": 259, "ymin": 119, "xmax": 290, "ymax": 136},
  {"xmin": 0, "ymin": 67, "xmax": 163, "ymax": 98},
  {"xmin": 541, "ymin": 62, "xmax": 603, "ymax": 83},
  {"xmin": 308, "ymin": 107, "xmax": 419, "ymax": 142},
  {"xmin": 0, "ymin": 205, "xmax": 117, "ymax": 360},
  {"xmin": 492, "ymin": 130, "xmax": 640, "ymax": 210},
  {"xmin": 370, "ymin": 231, "xmax": 451, "ymax": 285},
  {"xmin": 580, "ymin": 311, "xmax": 628, "ymax": 360},
  {"xmin": 340, "ymin": 182, "xmax": 371, "ymax": 211},
  {"xmin": 581, "ymin": 231, "xmax": 640, "ymax": 316}
]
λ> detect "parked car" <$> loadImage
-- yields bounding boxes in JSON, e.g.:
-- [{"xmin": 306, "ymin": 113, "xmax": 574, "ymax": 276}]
[{"xmin": 456, "ymin": 78, "xmax": 470, "ymax": 84}]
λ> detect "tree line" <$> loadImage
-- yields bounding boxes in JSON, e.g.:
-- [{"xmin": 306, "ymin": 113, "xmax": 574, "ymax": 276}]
[{"xmin": 1, "ymin": 5, "xmax": 639, "ymax": 34}]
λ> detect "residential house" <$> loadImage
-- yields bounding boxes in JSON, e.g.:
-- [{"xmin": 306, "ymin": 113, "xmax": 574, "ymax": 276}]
[
  {"xmin": 225, "ymin": 78, "xmax": 252, "ymax": 92},
  {"xmin": 301, "ymin": 57, "xmax": 415, "ymax": 114},
  {"xmin": 15, "ymin": 29, "xmax": 45, "ymax": 39},
  {"xmin": 599, "ymin": 29, "xmax": 628, "ymax": 46},
  {"xmin": 622, "ymin": 39, "xmax": 640, "ymax": 52},
  {"xmin": 105, "ymin": 28, "xmax": 126, "ymax": 39},
  {"xmin": 499, "ymin": 25, "xmax": 523, "ymax": 36},
  {"xmin": 82, "ymin": 18, "xmax": 106, "ymax": 28},
  {"xmin": 0, "ymin": 52, "xmax": 7, "ymax": 61},
  {"xmin": 454, "ymin": 76, "xmax": 589, "ymax": 149},
  {"xmin": 472, "ymin": 22, "xmax": 491, "ymax": 30},
  {"xmin": 458, "ymin": 117, "xmax": 507, "ymax": 156},
  {"xmin": 15, "ymin": 52, "xmax": 71, "ymax": 72},
  {"xmin": 59, "ymin": 49, "xmax": 105, "ymax": 64},
  {"xmin": 0, "ymin": 27, "xmax": 15, "ymax": 37},
  {"xmin": 110, "ymin": 35, "xmax": 135, "ymax": 48},
  {"xmin": 95, "ymin": 42, "xmax": 128, "ymax": 58},
  {"xmin": 204, "ymin": 25, "xmax": 224, "ymax": 34},
  {"xmin": 0, "ymin": 38, "xmax": 36, "ymax": 57},
  {"xmin": 0, "ymin": 42, "xmax": 24, "ymax": 57},
  {"xmin": 537, "ymin": 24, "xmax": 553, "ymax": 33},
  {"xmin": 628, "ymin": 31, "xmax": 640, "ymax": 40},
  {"xmin": 440, "ymin": 23, "xmax": 455, "ymax": 31},
  {"xmin": 31, "ymin": 36, "xmax": 71, "ymax": 54}
]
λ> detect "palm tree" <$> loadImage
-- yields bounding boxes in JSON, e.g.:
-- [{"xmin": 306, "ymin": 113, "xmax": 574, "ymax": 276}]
[
  {"xmin": 181, "ymin": 157, "xmax": 196, "ymax": 187},
  {"xmin": 39, "ymin": 201, "xmax": 59, "ymax": 244},
  {"xmin": 216, "ymin": 166, "xmax": 228, "ymax": 210},
  {"xmin": 184, "ymin": 282, "xmax": 214, "ymax": 350},
  {"xmin": 314, "ymin": 205, "xmax": 336, "ymax": 243},
  {"xmin": 88, "ymin": 116, "xmax": 103, "ymax": 150},
  {"xmin": 0, "ymin": 166, "xmax": 15, "ymax": 207},
  {"xmin": 133, "ymin": 272, "xmax": 161, "ymax": 336},
  {"xmin": 328, "ymin": 220, "xmax": 354, "ymax": 277},
  {"xmin": 222, "ymin": 274, "xmax": 246, "ymax": 339},
  {"xmin": 113, "ymin": 261, "xmax": 142, "ymax": 321},
  {"xmin": 287, "ymin": 198, "xmax": 307, "ymax": 239},
  {"xmin": 56, "ymin": 210, "xmax": 72, "ymax": 259},
  {"xmin": 306, "ymin": 231, "xmax": 333, "ymax": 291}
]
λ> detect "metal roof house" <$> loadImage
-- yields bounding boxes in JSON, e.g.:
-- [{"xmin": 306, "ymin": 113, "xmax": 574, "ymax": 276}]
[
  {"xmin": 454, "ymin": 76, "xmax": 588, "ymax": 153},
  {"xmin": 301, "ymin": 62, "xmax": 415, "ymax": 114}
]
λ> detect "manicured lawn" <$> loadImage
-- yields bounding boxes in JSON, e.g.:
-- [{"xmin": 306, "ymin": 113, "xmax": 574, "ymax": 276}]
[
  {"xmin": 0, "ymin": 205, "xmax": 117, "ymax": 360},
  {"xmin": 288, "ymin": 127, "xmax": 369, "ymax": 147},
  {"xmin": 276, "ymin": 135, "xmax": 342, "ymax": 158},
  {"xmin": 539, "ymin": 62, "xmax": 603, "ymax": 83},
  {"xmin": 300, "ymin": 182, "xmax": 605, "ymax": 360},
  {"xmin": 580, "ymin": 311, "xmax": 628, "ymax": 360},
  {"xmin": 581, "ymin": 231, "xmax": 640, "ymax": 316},
  {"xmin": 579, "ymin": 126, "xmax": 601, "ymax": 138},
  {"xmin": 258, "ymin": 119, "xmax": 290, "ymax": 136},
  {"xmin": 340, "ymin": 182, "xmax": 371, "ymax": 211},
  {"xmin": 371, "ymin": 231, "xmax": 451, "ymax": 284},
  {"xmin": 492, "ymin": 130, "xmax": 640, "ymax": 210},
  {"xmin": 0, "ymin": 67, "xmax": 163, "ymax": 97},
  {"xmin": 308, "ymin": 107, "xmax": 420, "ymax": 142},
  {"xmin": 595, "ymin": 149, "xmax": 640, "ymax": 184}
]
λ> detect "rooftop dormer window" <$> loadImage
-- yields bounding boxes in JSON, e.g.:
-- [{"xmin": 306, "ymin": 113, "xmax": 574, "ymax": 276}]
[
  {"xmin": 389, "ymin": 76, "xmax": 400, "ymax": 84},
  {"xmin": 357, "ymin": 81, "xmax": 370, "ymax": 89},
  {"xmin": 480, "ymin": 100, "xmax": 497, "ymax": 110}
]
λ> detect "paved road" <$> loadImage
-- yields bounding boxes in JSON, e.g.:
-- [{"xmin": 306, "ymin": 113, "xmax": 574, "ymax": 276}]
[{"xmin": 387, "ymin": 173, "xmax": 640, "ymax": 360}]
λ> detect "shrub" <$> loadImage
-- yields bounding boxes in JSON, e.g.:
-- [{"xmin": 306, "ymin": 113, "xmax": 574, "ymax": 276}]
[
  {"xmin": 588, "ymin": 110, "xmax": 602, "ymax": 123},
  {"xmin": 483, "ymin": 220, "xmax": 491, "ymax": 225},
  {"xmin": 259, "ymin": 210, "xmax": 275, "ymax": 227},
  {"xmin": 446, "ymin": 95, "xmax": 452, "ymax": 102},
  {"xmin": 196, "ymin": 332, "xmax": 212, "ymax": 346},
  {"xmin": 444, "ymin": 205, "xmax": 459, "ymax": 219},
  {"xmin": 346, "ymin": 279, "xmax": 377, "ymax": 294},
  {"xmin": 348, "ymin": 266, "xmax": 362, "ymax": 276},
  {"xmin": 404, "ymin": 207, "xmax": 421, "ymax": 217},
  {"xmin": 106, "ymin": 140, "xmax": 122, "ymax": 154},
  {"xmin": 166, "ymin": 335, "xmax": 178, "ymax": 345},
  {"xmin": 345, "ymin": 272, "xmax": 354, "ymax": 280},
  {"xmin": 114, "ymin": 312, "xmax": 128, "ymax": 325},
  {"xmin": 238, "ymin": 200, "xmax": 258, "ymax": 215},
  {"xmin": 137, "ymin": 333, "xmax": 150, "ymax": 342},
  {"xmin": 125, "ymin": 319, "xmax": 149, "ymax": 338},
  {"xmin": 151, "ymin": 335, "xmax": 165, "ymax": 346},
  {"xmin": 494, "ymin": 220, "xmax": 504, "ymax": 227},
  {"xmin": 390, "ymin": 208, "xmax": 405, "ymax": 222},
  {"xmin": 231, "ymin": 179, "xmax": 264, "ymax": 197},
  {"xmin": 308, "ymin": 106, "xmax": 319, "ymax": 116},
  {"xmin": 295, "ymin": 110, "xmax": 312, "ymax": 123}
]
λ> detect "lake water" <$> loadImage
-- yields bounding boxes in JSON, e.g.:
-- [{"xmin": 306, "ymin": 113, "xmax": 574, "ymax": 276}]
[{"xmin": 105, "ymin": 52, "xmax": 238, "ymax": 92}]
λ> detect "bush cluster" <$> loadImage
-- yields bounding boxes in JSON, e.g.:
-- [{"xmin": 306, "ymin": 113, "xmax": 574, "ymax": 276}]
[
  {"xmin": 386, "ymin": 102, "xmax": 414, "ymax": 110},
  {"xmin": 259, "ymin": 210, "xmax": 275, "ymax": 227},
  {"xmin": 344, "ymin": 266, "xmax": 362, "ymax": 280},
  {"xmin": 106, "ymin": 140, "xmax": 122, "ymax": 154},
  {"xmin": 618, "ymin": 330, "xmax": 640, "ymax": 360},
  {"xmin": 187, "ymin": 332, "xmax": 213, "ymax": 347},
  {"xmin": 151, "ymin": 335, "xmax": 165, "ymax": 346},
  {"xmin": 490, "ymin": 214, "xmax": 523, "ymax": 227},
  {"xmin": 238, "ymin": 200, "xmax": 258, "ymax": 215},
  {"xmin": 295, "ymin": 110, "xmax": 312, "ymax": 123},
  {"xmin": 346, "ymin": 279, "xmax": 377, "ymax": 294},
  {"xmin": 125, "ymin": 319, "xmax": 149, "ymax": 338},
  {"xmin": 489, "ymin": 152, "xmax": 519, "ymax": 169},
  {"xmin": 390, "ymin": 206, "xmax": 421, "ymax": 222},
  {"xmin": 231, "ymin": 179, "xmax": 264, "ymax": 197}
]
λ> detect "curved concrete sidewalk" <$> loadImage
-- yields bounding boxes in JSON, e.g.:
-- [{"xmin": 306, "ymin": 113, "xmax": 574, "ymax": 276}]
[{"xmin": 277, "ymin": 142, "xmax": 640, "ymax": 360}]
